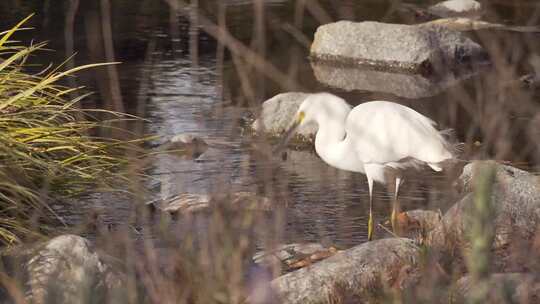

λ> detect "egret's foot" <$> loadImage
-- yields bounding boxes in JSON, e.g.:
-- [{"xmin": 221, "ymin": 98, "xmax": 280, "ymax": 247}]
[{"xmin": 368, "ymin": 212, "xmax": 374, "ymax": 241}]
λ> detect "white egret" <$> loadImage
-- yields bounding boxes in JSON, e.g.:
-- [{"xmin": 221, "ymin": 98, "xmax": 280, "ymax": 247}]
[{"xmin": 277, "ymin": 93, "xmax": 454, "ymax": 241}]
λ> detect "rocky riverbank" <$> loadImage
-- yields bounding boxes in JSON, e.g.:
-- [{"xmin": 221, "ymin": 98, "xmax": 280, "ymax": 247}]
[{"xmin": 248, "ymin": 161, "xmax": 540, "ymax": 303}]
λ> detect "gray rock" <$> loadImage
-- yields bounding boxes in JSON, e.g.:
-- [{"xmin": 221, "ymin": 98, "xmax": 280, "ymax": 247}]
[
  {"xmin": 26, "ymin": 235, "xmax": 124, "ymax": 304},
  {"xmin": 252, "ymin": 92, "xmax": 315, "ymax": 140},
  {"xmin": 428, "ymin": 0, "xmax": 482, "ymax": 18},
  {"xmin": 311, "ymin": 61, "xmax": 477, "ymax": 99},
  {"xmin": 429, "ymin": 161, "xmax": 540, "ymax": 272},
  {"xmin": 454, "ymin": 273, "xmax": 540, "ymax": 303},
  {"xmin": 266, "ymin": 238, "xmax": 420, "ymax": 304},
  {"xmin": 310, "ymin": 21, "xmax": 486, "ymax": 74},
  {"xmin": 455, "ymin": 160, "xmax": 534, "ymax": 194}
]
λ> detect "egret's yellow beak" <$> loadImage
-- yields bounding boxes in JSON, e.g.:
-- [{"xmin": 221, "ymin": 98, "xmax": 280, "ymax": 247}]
[{"xmin": 273, "ymin": 111, "xmax": 304, "ymax": 154}]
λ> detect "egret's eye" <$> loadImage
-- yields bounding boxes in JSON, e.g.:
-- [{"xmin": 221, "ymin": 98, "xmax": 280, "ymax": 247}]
[{"xmin": 297, "ymin": 111, "xmax": 305, "ymax": 124}]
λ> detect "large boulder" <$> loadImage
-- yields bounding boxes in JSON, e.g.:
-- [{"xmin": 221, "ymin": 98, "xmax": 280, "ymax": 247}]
[
  {"xmin": 26, "ymin": 234, "xmax": 124, "ymax": 304},
  {"xmin": 263, "ymin": 238, "xmax": 420, "ymax": 304},
  {"xmin": 454, "ymin": 160, "xmax": 536, "ymax": 194},
  {"xmin": 453, "ymin": 273, "xmax": 540, "ymax": 303},
  {"xmin": 252, "ymin": 92, "xmax": 315, "ymax": 141},
  {"xmin": 310, "ymin": 21, "xmax": 487, "ymax": 74},
  {"xmin": 428, "ymin": 161, "xmax": 540, "ymax": 272}
]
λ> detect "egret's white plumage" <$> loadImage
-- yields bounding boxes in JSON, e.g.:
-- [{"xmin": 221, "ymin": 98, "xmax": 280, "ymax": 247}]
[{"xmin": 282, "ymin": 92, "xmax": 454, "ymax": 240}]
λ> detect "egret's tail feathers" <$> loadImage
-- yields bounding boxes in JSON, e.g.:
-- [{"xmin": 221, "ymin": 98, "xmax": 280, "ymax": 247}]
[
  {"xmin": 439, "ymin": 128, "xmax": 464, "ymax": 158},
  {"xmin": 428, "ymin": 163, "xmax": 443, "ymax": 172},
  {"xmin": 451, "ymin": 142, "xmax": 466, "ymax": 157}
]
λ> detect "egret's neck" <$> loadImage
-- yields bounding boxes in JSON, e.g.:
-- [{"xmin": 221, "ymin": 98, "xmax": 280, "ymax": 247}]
[
  {"xmin": 315, "ymin": 119, "xmax": 346, "ymax": 148},
  {"xmin": 314, "ymin": 112, "xmax": 359, "ymax": 172}
]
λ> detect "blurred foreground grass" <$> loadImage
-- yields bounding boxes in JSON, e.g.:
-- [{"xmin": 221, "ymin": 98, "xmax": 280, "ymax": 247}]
[{"xmin": 0, "ymin": 15, "xmax": 141, "ymax": 245}]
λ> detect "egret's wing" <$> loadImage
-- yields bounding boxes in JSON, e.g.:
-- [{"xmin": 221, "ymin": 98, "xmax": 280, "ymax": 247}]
[{"xmin": 345, "ymin": 101, "xmax": 452, "ymax": 165}]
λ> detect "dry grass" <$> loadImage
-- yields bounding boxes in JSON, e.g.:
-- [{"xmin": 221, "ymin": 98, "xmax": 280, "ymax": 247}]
[{"xmin": 0, "ymin": 15, "xmax": 142, "ymax": 245}]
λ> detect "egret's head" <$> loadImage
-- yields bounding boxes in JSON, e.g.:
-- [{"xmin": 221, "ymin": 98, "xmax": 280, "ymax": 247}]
[
  {"xmin": 291, "ymin": 95, "xmax": 324, "ymax": 131},
  {"xmin": 272, "ymin": 99, "xmax": 311, "ymax": 154},
  {"xmin": 296, "ymin": 93, "xmax": 351, "ymax": 127},
  {"xmin": 274, "ymin": 93, "xmax": 349, "ymax": 153}
]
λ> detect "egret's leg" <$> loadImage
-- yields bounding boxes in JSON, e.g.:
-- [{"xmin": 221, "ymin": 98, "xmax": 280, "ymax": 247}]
[
  {"xmin": 391, "ymin": 177, "xmax": 403, "ymax": 235},
  {"xmin": 367, "ymin": 175, "xmax": 374, "ymax": 241}
]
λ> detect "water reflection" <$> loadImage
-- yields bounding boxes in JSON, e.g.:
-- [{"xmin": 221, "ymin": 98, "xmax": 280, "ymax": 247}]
[{"xmin": 311, "ymin": 61, "xmax": 479, "ymax": 99}]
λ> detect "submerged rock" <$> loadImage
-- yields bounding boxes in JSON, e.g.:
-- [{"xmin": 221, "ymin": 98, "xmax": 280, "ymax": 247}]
[
  {"xmin": 252, "ymin": 92, "xmax": 315, "ymax": 140},
  {"xmin": 159, "ymin": 133, "xmax": 209, "ymax": 158},
  {"xmin": 453, "ymin": 273, "xmax": 540, "ymax": 303},
  {"xmin": 311, "ymin": 61, "xmax": 477, "ymax": 99},
  {"xmin": 520, "ymin": 73, "xmax": 540, "ymax": 88},
  {"xmin": 253, "ymin": 243, "xmax": 339, "ymax": 273},
  {"xmin": 310, "ymin": 21, "xmax": 486, "ymax": 74},
  {"xmin": 429, "ymin": 161, "xmax": 540, "ymax": 272},
  {"xmin": 26, "ymin": 235, "xmax": 124, "ymax": 304},
  {"xmin": 422, "ymin": 17, "xmax": 503, "ymax": 31},
  {"xmin": 422, "ymin": 17, "xmax": 540, "ymax": 33},
  {"xmin": 148, "ymin": 192, "xmax": 273, "ymax": 214},
  {"xmin": 265, "ymin": 238, "xmax": 420, "ymax": 304},
  {"xmin": 427, "ymin": 0, "xmax": 482, "ymax": 18}
]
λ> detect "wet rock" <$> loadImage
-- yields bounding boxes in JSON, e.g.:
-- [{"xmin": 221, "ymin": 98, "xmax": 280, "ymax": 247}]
[
  {"xmin": 520, "ymin": 73, "xmax": 540, "ymax": 88},
  {"xmin": 266, "ymin": 238, "xmax": 420, "ymax": 304},
  {"xmin": 310, "ymin": 21, "xmax": 486, "ymax": 74},
  {"xmin": 26, "ymin": 234, "xmax": 124, "ymax": 304},
  {"xmin": 422, "ymin": 17, "xmax": 503, "ymax": 32},
  {"xmin": 392, "ymin": 210, "xmax": 442, "ymax": 240},
  {"xmin": 422, "ymin": 17, "xmax": 540, "ymax": 33},
  {"xmin": 311, "ymin": 61, "xmax": 477, "ymax": 99},
  {"xmin": 404, "ymin": 210, "xmax": 442, "ymax": 232},
  {"xmin": 148, "ymin": 192, "xmax": 273, "ymax": 214},
  {"xmin": 455, "ymin": 160, "xmax": 535, "ymax": 194},
  {"xmin": 253, "ymin": 243, "xmax": 325, "ymax": 266},
  {"xmin": 427, "ymin": 0, "xmax": 482, "ymax": 18},
  {"xmin": 150, "ymin": 193, "xmax": 212, "ymax": 213},
  {"xmin": 453, "ymin": 273, "xmax": 540, "ymax": 303},
  {"xmin": 252, "ymin": 92, "xmax": 315, "ymax": 140},
  {"xmin": 253, "ymin": 243, "xmax": 339, "ymax": 273},
  {"xmin": 160, "ymin": 133, "xmax": 208, "ymax": 158},
  {"xmin": 429, "ymin": 161, "xmax": 540, "ymax": 272}
]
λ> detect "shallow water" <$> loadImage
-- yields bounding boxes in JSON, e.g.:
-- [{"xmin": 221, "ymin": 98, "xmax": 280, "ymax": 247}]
[{"xmin": 2, "ymin": 0, "xmax": 540, "ymax": 248}]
